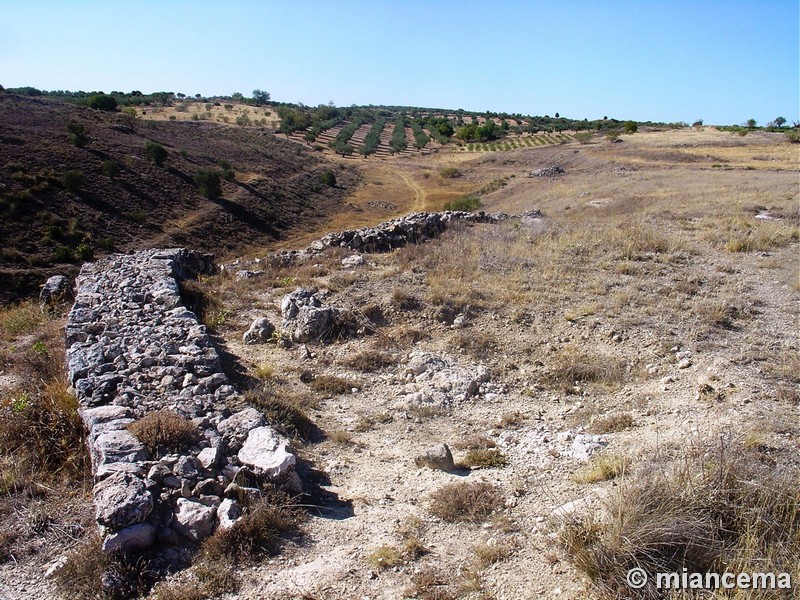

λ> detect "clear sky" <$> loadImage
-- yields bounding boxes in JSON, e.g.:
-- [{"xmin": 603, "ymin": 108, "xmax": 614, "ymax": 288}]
[{"xmin": 1, "ymin": 0, "xmax": 797, "ymax": 125}]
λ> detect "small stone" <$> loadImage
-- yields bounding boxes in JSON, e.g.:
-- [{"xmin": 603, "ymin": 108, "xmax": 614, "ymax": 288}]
[
  {"xmin": 102, "ymin": 523, "xmax": 155, "ymax": 553},
  {"xmin": 243, "ymin": 317, "xmax": 276, "ymax": 344},
  {"xmin": 217, "ymin": 498, "xmax": 242, "ymax": 529},
  {"xmin": 94, "ymin": 471, "xmax": 153, "ymax": 529}
]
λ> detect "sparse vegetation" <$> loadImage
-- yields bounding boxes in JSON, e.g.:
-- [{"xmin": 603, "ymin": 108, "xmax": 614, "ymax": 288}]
[
  {"xmin": 127, "ymin": 409, "xmax": 200, "ymax": 455},
  {"xmin": 429, "ymin": 481, "xmax": 502, "ymax": 522},
  {"xmin": 145, "ymin": 141, "xmax": 168, "ymax": 166},
  {"xmin": 561, "ymin": 437, "xmax": 800, "ymax": 599}
]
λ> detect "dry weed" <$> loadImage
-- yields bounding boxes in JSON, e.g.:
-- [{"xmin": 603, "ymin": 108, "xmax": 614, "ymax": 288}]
[
  {"xmin": 128, "ymin": 409, "xmax": 200, "ymax": 456},
  {"xmin": 428, "ymin": 481, "xmax": 502, "ymax": 523}
]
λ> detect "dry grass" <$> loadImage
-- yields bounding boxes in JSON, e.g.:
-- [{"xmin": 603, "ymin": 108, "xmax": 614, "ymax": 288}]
[
  {"xmin": 451, "ymin": 435, "xmax": 496, "ymax": 451},
  {"xmin": 342, "ymin": 349, "xmax": 398, "ymax": 372},
  {"xmin": 308, "ymin": 374, "xmax": 357, "ymax": 395},
  {"xmin": 572, "ymin": 453, "xmax": 631, "ymax": 484},
  {"xmin": 201, "ymin": 494, "xmax": 303, "ymax": 564},
  {"xmin": 245, "ymin": 389, "xmax": 316, "ymax": 441},
  {"xmin": 472, "ymin": 539, "xmax": 514, "ymax": 567},
  {"xmin": 543, "ymin": 345, "xmax": 628, "ymax": 394},
  {"xmin": 0, "ymin": 300, "xmax": 45, "ymax": 337},
  {"xmin": 367, "ymin": 544, "xmax": 404, "ymax": 570},
  {"xmin": 429, "ymin": 481, "xmax": 503, "ymax": 523},
  {"xmin": 459, "ymin": 449, "xmax": 508, "ymax": 469},
  {"xmin": 128, "ymin": 409, "xmax": 200, "ymax": 456},
  {"xmin": 560, "ymin": 436, "xmax": 800, "ymax": 599},
  {"xmin": 328, "ymin": 430, "xmax": 354, "ymax": 446},
  {"xmin": 589, "ymin": 412, "xmax": 635, "ymax": 434}
]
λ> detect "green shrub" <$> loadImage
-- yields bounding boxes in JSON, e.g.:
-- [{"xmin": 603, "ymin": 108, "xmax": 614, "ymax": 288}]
[
  {"xmin": 62, "ymin": 170, "xmax": 83, "ymax": 192},
  {"xmin": 623, "ymin": 121, "xmax": 638, "ymax": 134},
  {"xmin": 785, "ymin": 129, "xmax": 800, "ymax": 144},
  {"xmin": 66, "ymin": 122, "xmax": 88, "ymax": 147},
  {"xmin": 439, "ymin": 167, "xmax": 461, "ymax": 178},
  {"xmin": 75, "ymin": 243, "xmax": 93, "ymax": 261},
  {"xmin": 443, "ymin": 196, "xmax": 482, "ymax": 212},
  {"xmin": 145, "ymin": 141, "xmax": 168, "ymax": 167},
  {"xmin": 574, "ymin": 131, "xmax": 593, "ymax": 144},
  {"xmin": 320, "ymin": 170, "xmax": 336, "ymax": 187},
  {"xmin": 87, "ymin": 94, "xmax": 117, "ymax": 111},
  {"xmin": 194, "ymin": 169, "xmax": 222, "ymax": 200},
  {"xmin": 100, "ymin": 160, "xmax": 120, "ymax": 178},
  {"xmin": 52, "ymin": 246, "xmax": 74, "ymax": 263}
]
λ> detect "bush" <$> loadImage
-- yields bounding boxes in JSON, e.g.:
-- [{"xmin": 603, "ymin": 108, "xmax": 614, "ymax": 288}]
[
  {"xmin": 785, "ymin": 129, "xmax": 800, "ymax": 144},
  {"xmin": 145, "ymin": 141, "xmax": 168, "ymax": 167},
  {"xmin": 67, "ymin": 122, "xmax": 88, "ymax": 147},
  {"xmin": 429, "ymin": 481, "xmax": 502, "ymax": 522},
  {"xmin": 443, "ymin": 195, "xmax": 482, "ymax": 212},
  {"xmin": 101, "ymin": 160, "xmax": 120, "ymax": 178},
  {"xmin": 87, "ymin": 94, "xmax": 117, "ymax": 111},
  {"xmin": 560, "ymin": 438, "xmax": 800, "ymax": 600},
  {"xmin": 320, "ymin": 170, "xmax": 336, "ymax": 187},
  {"xmin": 574, "ymin": 131, "xmax": 593, "ymax": 144},
  {"xmin": 439, "ymin": 167, "xmax": 461, "ymax": 178},
  {"xmin": 623, "ymin": 120, "xmax": 638, "ymax": 134},
  {"xmin": 194, "ymin": 169, "xmax": 222, "ymax": 200},
  {"xmin": 201, "ymin": 495, "xmax": 302, "ymax": 564},
  {"xmin": 127, "ymin": 409, "xmax": 200, "ymax": 455},
  {"xmin": 62, "ymin": 170, "xmax": 84, "ymax": 192}
]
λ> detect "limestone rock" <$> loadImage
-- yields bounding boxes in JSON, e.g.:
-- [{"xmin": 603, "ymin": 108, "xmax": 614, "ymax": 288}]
[
  {"xmin": 172, "ymin": 498, "xmax": 217, "ymax": 541},
  {"xmin": 243, "ymin": 316, "xmax": 275, "ymax": 344},
  {"xmin": 92, "ymin": 430, "xmax": 149, "ymax": 469},
  {"xmin": 280, "ymin": 288, "xmax": 338, "ymax": 343},
  {"xmin": 94, "ymin": 471, "xmax": 153, "ymax": 529},
  {"xmin": 238, "ymin": 426, "xmax": 296, "ymax": 478},
  {"xmin": 102, "ymin": 523, "xmax": 156, "ymax": 553},
  {"xmin": 217, "ymin": 498, "xmax": 242, "ymax": 529},
  {"xmin": 414, "ymin": 443, "xmax": 455, "ymax": 472}
]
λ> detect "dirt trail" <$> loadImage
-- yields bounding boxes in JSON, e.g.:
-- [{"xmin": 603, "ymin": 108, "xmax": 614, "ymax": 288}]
[{"xmin": 399, "ymin": 172, "xmax": 428, "ymax": 212}]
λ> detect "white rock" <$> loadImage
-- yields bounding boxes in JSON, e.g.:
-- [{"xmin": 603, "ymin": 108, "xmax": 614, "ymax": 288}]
[
  {"xmin": 217, "ymin": 498, "xmax": 242, "ymax": 530},
  {"xmin": 238, "ymin": 426, "xmax": 296, "ymax": 478},
  {"xmin": 173, "ymin": 498, "xmax": 217, "ymax": 541}
]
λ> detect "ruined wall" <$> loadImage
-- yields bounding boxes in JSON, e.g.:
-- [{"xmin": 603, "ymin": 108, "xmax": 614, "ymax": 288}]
[{"xmin": 65, "ymin": 249, "xmax": 296, "ymax": 556}]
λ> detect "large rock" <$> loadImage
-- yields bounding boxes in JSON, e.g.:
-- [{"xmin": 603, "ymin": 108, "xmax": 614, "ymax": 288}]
[
  {"xmin": 102, "ymin": 523, "xmax": 155, "ymax": 553},
  {"xmin": 92, "ymin": 430, "xmax": 149, "ymax": 469},
  {"xmin": 218, "ymin": 408, "xmax": 265, "ymax": 452},
  {"xmin": 40, "ymin": 275, "xmax": 71, "ymax": 307},
  {"xmin": 280, "ymin": 289, "xmax": 338, "ymax": 343},
  {"xmin": 243, "ymin": 316, "xmax": 276, "ymax": 344},
  {"xmin": 94, "ymin": 471, "xmax": 153, "ymax": 529},
  {"xmin": 238, "ymin": 426, "xmax": 296, "ymax": 479},
  {"xmin": 172, "ymin": 498, "xmax": 217, "ymax": 541},
  {"xmin": 414, "ymin": 443, "xmax": 456, "ymax": 472}
]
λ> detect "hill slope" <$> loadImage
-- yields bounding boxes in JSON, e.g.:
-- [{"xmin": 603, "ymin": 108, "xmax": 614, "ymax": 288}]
[{"xmin": 0, "ymin": 94, "xmax": 359, "ymax": 301}]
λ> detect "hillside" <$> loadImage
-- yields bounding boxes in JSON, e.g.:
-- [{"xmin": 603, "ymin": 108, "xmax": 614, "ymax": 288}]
[{"xmin": 0, "ymin": 94, "xmax": 359, "ymax": 301}]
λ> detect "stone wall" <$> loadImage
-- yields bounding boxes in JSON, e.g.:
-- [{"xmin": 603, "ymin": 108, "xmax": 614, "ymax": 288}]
[{"xmin": 65, "ymin": 249, "xmax": 296, "ymax": 557}]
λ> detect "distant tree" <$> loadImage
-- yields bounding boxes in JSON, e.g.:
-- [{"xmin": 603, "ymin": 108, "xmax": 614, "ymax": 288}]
[
  {"xmin": 252, "ymin": 89, "xmax": 270, "ymax": 105},
  {"xmin": 555, "ymin": 112, "xmax": 560, "ymax": 118},
  {"xmin": 87, "ymin": 94, "xmax": 118, "ymax": 111},
  {"xmin": 770, "ymin": 116, "xmax": 787, "ymax": 128},
  {"xmin": 67, "ymin": 122, "xmax": 88, "ymax": 147},
  {"xmin": 746, "ymin": 118, "xmax": 757, "ymax": 129},
  {"xmin": 231, "ymin": 92, "xmax": 244, "ymax": 102},
  {"xmin": 623, "ymin": 120, "xmax": 638, "ymax": 134},
  {"xmin": 692, "ymin": 119, "xmax": 703, "ymax": 129},
  {"xmin": 176, "ymin": 92, "xmax": 185, "ymax": 99},
  {"xmin": 194, "ymin": 169, "xmax": 222, "ymax": 199},
  {"xmin": 145, "ymin": 141, "xmax": 168, "ymax": 167}
]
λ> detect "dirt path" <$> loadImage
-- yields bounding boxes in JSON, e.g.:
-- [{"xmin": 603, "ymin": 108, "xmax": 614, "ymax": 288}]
[{"xmin": 398, "ymin": 172, "xmax": 427, "ymax": 212}]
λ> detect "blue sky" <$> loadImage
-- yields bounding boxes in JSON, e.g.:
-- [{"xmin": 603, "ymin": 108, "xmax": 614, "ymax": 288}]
[{"xmin": 1, "ymin": 0, "xmax": 797, "ymax": 125}]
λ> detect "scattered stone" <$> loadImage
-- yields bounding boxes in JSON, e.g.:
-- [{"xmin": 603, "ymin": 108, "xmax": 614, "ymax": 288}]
[
  {"xmin": 281, "ymin": 288, "xmax": 339, "ymax": 343},
  {"xmin": 341, "ymin": 254, "xmax": 365, "ymax": 268},
  {"xmin": 243, "ymin": 316, "xmax": 276, "ymax": 344},
  {"xmin": 529, "ymin": 165, "xmax": 564, "ymax": 177},
  {"xmin": 568, "ymin": 434, "xmax": 607, "ymax": 461},
  {"xmin": 414, "ymin": 444, "xmax": 455, "ymax": 472},
  {"xmin": 217, "ymin": 498, "xmax": 242, "ymax": 529}
]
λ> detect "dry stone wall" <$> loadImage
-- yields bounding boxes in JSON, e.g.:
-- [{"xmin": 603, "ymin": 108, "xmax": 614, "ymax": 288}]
[{"xmin": 65, "ymin": 248, "xmax": 297, "ymax": 558}]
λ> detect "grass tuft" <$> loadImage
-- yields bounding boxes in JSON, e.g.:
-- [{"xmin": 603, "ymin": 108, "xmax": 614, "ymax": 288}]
[{"xmin": 429, "ymin": 481, "xmax": 503, "ymax": 523}]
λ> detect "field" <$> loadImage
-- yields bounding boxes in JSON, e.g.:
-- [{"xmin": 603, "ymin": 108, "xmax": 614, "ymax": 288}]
[{"xmin": 0, "ymin": 122, "xmax": 798, "ymax": 599}]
